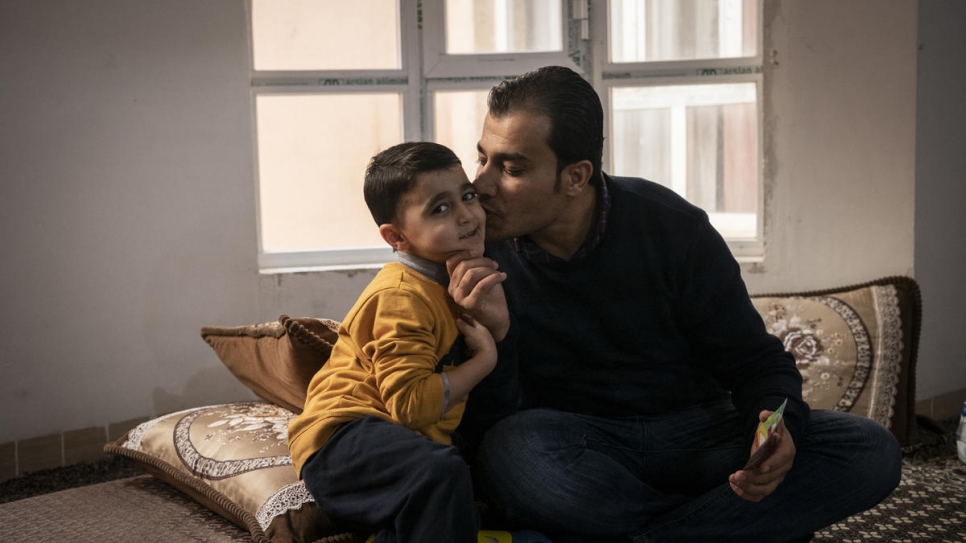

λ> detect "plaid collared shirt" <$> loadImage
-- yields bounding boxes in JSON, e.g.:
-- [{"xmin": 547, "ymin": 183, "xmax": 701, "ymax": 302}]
[{"xmin": 513, "ymin": 175, "xmax": 611, "ymax": 263}]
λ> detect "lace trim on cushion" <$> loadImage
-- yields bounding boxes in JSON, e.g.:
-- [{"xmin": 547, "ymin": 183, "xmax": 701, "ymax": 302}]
[
  {"xmin": 255, "ymin": 481, "xmax": 316, "ymax": 531},
  {"xmin": 869, "ymin": 284, "xmax": 903, "ymax": 429},
  {"xmin": 122, "ymin": 406, "xmax": 200, "ymax": 451}
]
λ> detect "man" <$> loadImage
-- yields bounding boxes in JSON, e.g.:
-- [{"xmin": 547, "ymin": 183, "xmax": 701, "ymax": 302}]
[{"xmin": 447, "ymin": 66, "xmax": 901, "ymax": 543}]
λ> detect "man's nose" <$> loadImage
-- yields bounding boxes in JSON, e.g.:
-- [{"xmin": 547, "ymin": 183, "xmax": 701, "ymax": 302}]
[{"xmin": 473, "ymin": 164, "xmax": 496, "ymax": 197}]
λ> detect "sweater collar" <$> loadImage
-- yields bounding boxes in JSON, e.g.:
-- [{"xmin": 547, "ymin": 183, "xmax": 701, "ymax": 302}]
[{"xmin": 395, "ymin": 251, "xmax": 450, "ymax": 286}]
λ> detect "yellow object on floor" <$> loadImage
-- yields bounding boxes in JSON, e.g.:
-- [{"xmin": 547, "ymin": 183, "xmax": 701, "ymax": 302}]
[{"xmin": 479, "ymin": 531, "xmax": 514, "ymax": 543}]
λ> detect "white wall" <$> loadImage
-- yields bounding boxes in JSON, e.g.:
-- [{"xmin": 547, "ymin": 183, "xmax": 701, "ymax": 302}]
[
  {"xmin": 0, "ymin": 0, "xmax": 958, "ymax": 445},
  {"xmin": 751, "ymin": 0, "xmax": 917, "ymax": 294},
  {"xmin": 0, "ymin": 0, "xmax": 374, "ymax": 444}
]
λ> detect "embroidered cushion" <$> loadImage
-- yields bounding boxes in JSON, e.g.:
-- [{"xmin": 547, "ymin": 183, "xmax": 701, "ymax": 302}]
[
  {"xmin": 104, "ymin": 402, "xmax": 356, "ymax": 543},
  {"xmin": 750, "ymin": 276, "xmax": 921, "ymax": 446}
]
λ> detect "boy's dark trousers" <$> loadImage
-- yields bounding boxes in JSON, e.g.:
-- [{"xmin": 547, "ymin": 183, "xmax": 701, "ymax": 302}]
[{"xmin": 301, "ymin": 415, "xmax": 480, "ymax": 543}]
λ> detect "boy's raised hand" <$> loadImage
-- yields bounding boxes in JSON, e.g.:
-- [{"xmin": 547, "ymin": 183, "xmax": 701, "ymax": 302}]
[
  {"xmin": 445, "ymin": 313, "xmax": 499, "ymax": 409},
  {"xmin": 447, "ymin": 251, "xmax": 509, "ymax": 341},
  {"xmin": 456, "ymin": 313, "xmax": 497, "ymax": 370}
]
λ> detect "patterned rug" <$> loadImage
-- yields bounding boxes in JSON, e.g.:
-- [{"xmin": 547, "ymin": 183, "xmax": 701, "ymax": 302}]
[
  {"xmin": 814, "ymin": 456, "xmax": 965, "ymax": 542},
  {"xmin": 0, "ymin": 475, "xmax": 252, "ymax": 542},
  {"xmin": 813, "ymin": 415, "xmax": 965, "ymax": 543},
  {"xmin": 2, "ymin": 419, "xmax": 963, "ymax": 542}
]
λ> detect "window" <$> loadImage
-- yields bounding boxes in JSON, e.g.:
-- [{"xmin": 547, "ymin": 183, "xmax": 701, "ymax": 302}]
[
  {"xmin": 594, "ymin": 0, "xmax": 763, "ymax": 256},
  {"xmin": 251, "ymin": 0, "xmax": 762, "ymax": 271},
  {"xmin": 444, "ymin": 0, "xmax": 562, "ymax": 55}
]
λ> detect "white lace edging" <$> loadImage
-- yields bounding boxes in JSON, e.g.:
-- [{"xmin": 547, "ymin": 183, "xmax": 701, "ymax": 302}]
[
  {"xmin": 869, "ymin": 284, "xmax": 904, "ymax": 429},
  {"xmin": 255, "ymin": 480, "xmax": 316, "ymax": 531},
  {"xmin": 122, "ymin": 405, "xmax": 210, "ymax": 451}
]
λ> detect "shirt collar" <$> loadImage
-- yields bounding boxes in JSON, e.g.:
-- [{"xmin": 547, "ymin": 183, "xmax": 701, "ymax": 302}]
[{"xmin": 395, "ymin": 251, "xmax": 450, "ymax": 286}]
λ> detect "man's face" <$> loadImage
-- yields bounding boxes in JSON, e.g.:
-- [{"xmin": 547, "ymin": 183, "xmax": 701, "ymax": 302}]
[
  {"xmin": 389, "ymin": 166, "xmax": 486, "ymax": 264},
  {"xmin": 474, "ymin": 111, "xmax": 566, "ymax": 242}
]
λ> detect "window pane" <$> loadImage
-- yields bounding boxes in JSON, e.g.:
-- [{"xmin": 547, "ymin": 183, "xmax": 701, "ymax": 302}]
[
  {"xmin": 256, "ymin": 93, "xmax": 402, "ymax": 251},
  {"xmin": 252, "ymin": 0, "xmax": 400, "ymax": 71},
  {"xmin": 445, "ymin": 0, "xmax": 562, "ymax": 54},
  {"xmin": 609, "ymin": 0, "xmax": 757, "ymax": 63},
  {"xmin": 433, "ymin": 90, "xmax": 489, "ymax": 181},
  {"xmin": 611, "ymin": 83, "xmax": 758, "ymax": 238}
]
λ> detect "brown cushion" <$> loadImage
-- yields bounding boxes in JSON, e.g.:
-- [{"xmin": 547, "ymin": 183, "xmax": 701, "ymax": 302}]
[
  {"xmin": 201, "ymin": 316, "xmax": 340, "ymax": 414},
  {"xmin": 750, "ymin": 276, "xmax": 921, "ymax": 447},
  {"xmin": 104, "ymin": 402, "xmax": 359, "ymax": 543}
]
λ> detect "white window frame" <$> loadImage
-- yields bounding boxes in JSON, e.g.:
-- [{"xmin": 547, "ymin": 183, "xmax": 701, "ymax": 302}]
[
  {"xmin": 424, "ymin": 78, "xmax": 503, "ymax": 156},
  {"xmin": 250, "ymin": 0, "xmax": 422, "ymax": 272},
  {"xmin": 421, "ymin": 0, "xmax": 578, "ymax": 78},
  {"xmin": 251, "ymin": 0, "xmax": 765, "ymax": 272},
  {"xmin": 590, "ymin": 0, "xmax": 765, "ymax": 260}
]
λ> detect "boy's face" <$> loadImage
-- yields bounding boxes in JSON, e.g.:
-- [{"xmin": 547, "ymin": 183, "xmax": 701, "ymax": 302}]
[{"xmin": 380, "ymin": 165, "xmax": 486, "ymax": 264}]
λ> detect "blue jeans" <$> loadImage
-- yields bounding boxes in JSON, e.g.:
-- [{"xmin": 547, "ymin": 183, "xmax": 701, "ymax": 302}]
[{"xmin": 476, "ymin": 401, "xmax": 901, "ymax": 542}]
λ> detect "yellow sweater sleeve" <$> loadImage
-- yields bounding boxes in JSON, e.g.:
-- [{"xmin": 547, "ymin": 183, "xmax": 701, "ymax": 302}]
[{"xmin": 357, "ymin": 286, "xmax": 451, "ymax": 429}]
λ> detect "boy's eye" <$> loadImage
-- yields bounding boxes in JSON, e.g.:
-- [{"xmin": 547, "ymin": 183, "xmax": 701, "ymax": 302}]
[
  {"xmin": 462, "ymin": 191, "xmax": 478, "ymax": 202},
  {"xmin": 504, "ymin": 167, "xmax": 523, "ymax": 177},
  {"xmin": 432, "ymin": 203, "xmax": 451, "ymax": 214}
]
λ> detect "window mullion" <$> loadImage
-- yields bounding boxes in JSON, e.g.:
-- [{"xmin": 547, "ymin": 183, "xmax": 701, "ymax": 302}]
[
  {"xmin": 670, "ymin": 105, "xmax": 688, "ymax": 197},
  {"xmin": 401, "ymin": 0, "xmax": 421, "ymax": 141}
]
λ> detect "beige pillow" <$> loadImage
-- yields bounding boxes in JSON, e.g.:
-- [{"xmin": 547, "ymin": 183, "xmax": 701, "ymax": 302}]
[
  {"xmin": 750, "ymin": 276, "xmax": 921, "ymax": 447},
  {"xmin": 201, "ymin": 316, "xmax": 340, "ymax": 414},
  {"xmin": 105, "ymin": 402, "xmax": 359, "ymax": 543}
]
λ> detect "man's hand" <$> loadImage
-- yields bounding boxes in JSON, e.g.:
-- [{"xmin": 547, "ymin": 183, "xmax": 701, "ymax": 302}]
[
  {"xmin": 728, "ymin": 410, "xmax": 796, "ymax": 502},
  {"xmin": 446, "ymin": 253, "xmax": 509, "ymax": 341}
]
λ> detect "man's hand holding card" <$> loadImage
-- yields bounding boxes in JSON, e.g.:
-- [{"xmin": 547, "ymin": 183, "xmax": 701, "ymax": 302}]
[
  {"xmin": 729, "ymin": 399, "xmax": 797, "ymax": 503},
  {"xmin": 744, "ymin": 399, "xmax": 788, "ymax": 470}
]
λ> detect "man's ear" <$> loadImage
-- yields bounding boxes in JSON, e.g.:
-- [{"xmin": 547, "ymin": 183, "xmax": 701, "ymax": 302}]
[
  {"xmin": 379, "ymin": 223, "xmax": 410, "ymax": 252},
  {"xmin": 562, "ymin": 160, "xmax": 594, "ymax": 197}
]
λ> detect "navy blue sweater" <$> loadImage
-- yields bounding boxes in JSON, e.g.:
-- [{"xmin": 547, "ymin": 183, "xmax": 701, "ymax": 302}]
[{"xmin": 468, "ymin": 174, "xmax": 807, "ymax": 446}]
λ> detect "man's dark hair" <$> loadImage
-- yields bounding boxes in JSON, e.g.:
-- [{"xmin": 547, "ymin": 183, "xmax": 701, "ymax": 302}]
[
  {"xmin": 364, "ymin": 141, "xmax": 462, "ymax": 225},
  {"xmin": 487, "ymin": 65, "xmax": 604, "ymax": 186}
]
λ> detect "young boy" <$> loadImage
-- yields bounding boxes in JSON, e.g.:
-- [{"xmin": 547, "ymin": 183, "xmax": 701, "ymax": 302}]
[{"xmin": 287, "ymin": 141, "xmax": 502, "ymax": 543}]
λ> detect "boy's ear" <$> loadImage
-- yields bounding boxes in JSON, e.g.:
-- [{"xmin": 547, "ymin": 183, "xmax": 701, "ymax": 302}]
[{"xmin": 379, "ymin": 223, "xmax": 410, "ymax": 252}]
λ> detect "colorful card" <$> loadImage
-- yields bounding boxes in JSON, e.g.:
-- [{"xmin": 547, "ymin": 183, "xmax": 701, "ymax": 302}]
[{"xmin": 743, "ymin": 398, "xmax": 788, "ymax": 470}]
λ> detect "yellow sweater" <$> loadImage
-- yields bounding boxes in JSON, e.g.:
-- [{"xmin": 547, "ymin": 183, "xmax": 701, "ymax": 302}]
[{"xmin": 287, "ymin": 262, "xmax": 465, "ymax": 476}]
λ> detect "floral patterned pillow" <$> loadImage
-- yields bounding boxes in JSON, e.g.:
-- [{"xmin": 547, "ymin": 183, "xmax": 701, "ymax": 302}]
[
  {"xmin": 105, "ymin": 402, "xmax": 357, "ymax": 543},
  {"xmin": 750, "ymin": 276, "xmax": 921, "ymax": 447}
]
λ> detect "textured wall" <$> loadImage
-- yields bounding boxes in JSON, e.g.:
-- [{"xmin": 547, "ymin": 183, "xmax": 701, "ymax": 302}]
[{"xmin": 1, "ymin": 0, "xmax": 958, "ymax": 450}]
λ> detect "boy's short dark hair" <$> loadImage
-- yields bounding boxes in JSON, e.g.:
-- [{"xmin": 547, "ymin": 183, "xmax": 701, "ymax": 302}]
[
  {"xmin": 364, "ymin": 141, "xmax": 462, "ymax": 226},
  {"xmin": 488, "ymin": 65, "xmax": 604, "ymax": 186}
]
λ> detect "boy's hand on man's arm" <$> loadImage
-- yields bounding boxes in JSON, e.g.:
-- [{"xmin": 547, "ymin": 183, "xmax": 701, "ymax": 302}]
[
  {"xmin": 445, "ymin": 314, "xmax": 498, "ymax": 409},
  {"xmin": 457, "ymin": 313, "xmax": 498, "ymax": 365},
  {"xmin": 447, "ymin": 253, "xmax": 509, "ymax": 341}
]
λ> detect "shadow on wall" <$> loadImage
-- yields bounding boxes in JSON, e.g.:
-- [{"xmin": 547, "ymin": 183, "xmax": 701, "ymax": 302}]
[{"xmin": 152, "ymin": 366, "xmax": 254, "ymax": 417}]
